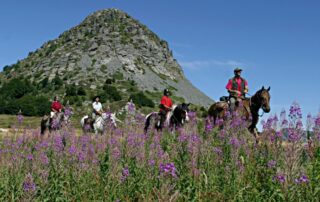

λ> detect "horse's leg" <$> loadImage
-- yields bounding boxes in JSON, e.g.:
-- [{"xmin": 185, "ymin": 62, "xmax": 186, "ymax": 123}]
[
  {"xmin": 144, "ymin": 115, "xmax": 151, "ymax": 133},
  {"xmin": 213, "ymin": 114, "xmax": 217, "ymax": 126},
  {"xmin": 40, "ymin": 119, "xmax": 47, "ymax": 135}
]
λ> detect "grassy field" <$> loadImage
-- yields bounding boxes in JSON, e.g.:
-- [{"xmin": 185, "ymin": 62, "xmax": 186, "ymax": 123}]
[
  {"xmin": 0, "ymin": 114, "xmax": 40, "ymax": 128},
  {"xmin": 1, "ymin": 103, "xmax": 320, "ymax": 201},
  {"xmin": 0, "ymin": 114, "xmax": 83, "ymax": 129}
]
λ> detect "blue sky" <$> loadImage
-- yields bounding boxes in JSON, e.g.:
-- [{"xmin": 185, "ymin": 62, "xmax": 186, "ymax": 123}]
[{"xmin": 1, "ymin": 0, "xmax": 320, "ymax": 121}]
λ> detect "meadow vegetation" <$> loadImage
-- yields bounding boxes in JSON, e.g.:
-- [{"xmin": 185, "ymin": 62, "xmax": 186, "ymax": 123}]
[{"xmin": 1, "ymin": 102, "xmax": 320, "ymax": 201}]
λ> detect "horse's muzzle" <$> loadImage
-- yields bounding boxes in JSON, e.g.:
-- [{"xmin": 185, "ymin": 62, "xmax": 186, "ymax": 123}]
[{"xmin": 262, "ymin": 106, "xmax": 270, "ymax": 113}]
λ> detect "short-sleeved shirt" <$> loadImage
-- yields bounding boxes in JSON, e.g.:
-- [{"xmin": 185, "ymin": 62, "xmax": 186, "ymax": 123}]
[
  {"xmin": 226, "ymin": 77, "xmax": 248, "ymax": 97},
  {"xmin": 92, "ymin": 102, "xmax": 102, "ymax": 112},
  {"xmin": 51, "ymin": 101, "xmax": 63, "ymax": 111},
  {"xmin": 160, "ymin": 96, "xmax": 173, "ymax": 112}
]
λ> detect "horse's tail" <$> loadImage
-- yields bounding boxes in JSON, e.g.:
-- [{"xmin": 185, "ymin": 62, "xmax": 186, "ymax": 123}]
[
  {"xmin": 80, "ymin": 115, "xmax": 89, "ymax": 132},
  {"xmin": 144, "ymin": 113, "xmax": 154, "ymax": 133},
  {"xmin": 40, "ymin": 116, "xmax": 48, "ymax": 135}
]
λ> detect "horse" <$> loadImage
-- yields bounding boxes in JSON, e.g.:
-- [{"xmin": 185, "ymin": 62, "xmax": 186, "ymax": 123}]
[
  {"xmin": 208, "ymin": 86, "xmax": 271, "ymax": 137},
  {"xmin": 144, "ymin": 103, "xmax": 190, "ymax": 133},
  {"xmin": 80, "ymin": 112, "xmax": 118, "ymax": 135},
  {"xmin": 40, "ymin": 112, "xmax": 71, "ymax": 135}
]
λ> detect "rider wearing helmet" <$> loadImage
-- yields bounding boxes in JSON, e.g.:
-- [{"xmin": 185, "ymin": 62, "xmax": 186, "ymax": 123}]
[
  {"xmin": 159, "ymin": 88, "xmax": 173, "ymax": 127},
  {"xmin": 226, "ymin": 68, "xmax": 248, "ymax": 111},
  {"xmin": 50, "ymin": 96, "xmax": 63, "ymax": 125}
]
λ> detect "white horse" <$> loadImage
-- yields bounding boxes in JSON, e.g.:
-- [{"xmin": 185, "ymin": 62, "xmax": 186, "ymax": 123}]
[{"xmin": 80, "ymin": 112, "xmax": 119, "ymax": 135}]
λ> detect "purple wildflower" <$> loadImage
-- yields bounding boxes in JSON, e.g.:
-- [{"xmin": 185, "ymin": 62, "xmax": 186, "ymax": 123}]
[
  {"xmin": 120, "ymin": 167, "xmax": 130, "ymax": 182},
  {"xmin": 17, "ymin": 113, "xmax": 24, "ymax": 124},
  {"xmin": 296, "ymin": 120, "xmax": 303, "ymax": 129},
  {"xmin": 112, "ymin": 148, "xmax": 121, "ymax": 160},
  {"xmin": 267, "ymin": 160, "xmax": 277, "ymax": 168},
  {"xmin": 213, "ymin": 147, "xmax": 223, "ymax": 156},
  {"xmin": 229, "ymin": 137, "xmax": 241, "ymax": 148},
  {"xmin": 64, "ymin": 106, "xmax": 73, "ymax": 117},
  {"xmin": 289, "ymin": 102, "xmax": 302, "ymax": 120},
  {"xmin": 288, "ymin": 130, "xmax": 301, "ymax": 142},
  {"xmin": 69, "ymin": 145, "xmax": 77, "ymax": 155},
  {"xmin": 127, "ymin": 100, "xmax": 136, "ymax": 113},
  {"xmin": 314, "ymin": 114, "xmax": 320, "ymax": 129},
  {"xmin": 306, "ymin": 114, "xmax": 314, "ymax": 131},
  {"xmin": 178, "ymin": 133, "xmax": 188, "ymax": 142},
  {"xmin": 205, "ymin": 118, "xmax": 213, "ymax": 133},
  {"xmin": 273, "ymin": 174, "xmax": 286, "ymax": 184},
  {"xmin": 40, "ymin": 153, "xmax": 49, "ymax": 165},
  {"xmin": 160, "ymin": 162, "xmax": 177, "ymax": 178},
  {"xmin": 51, "ymin": 119, "xmax": 60, "ymax": 129},
  {"xmin": 78, "ymin": 151, "xmax": 86, "ymax": 162},
  {"xmin": 148, "ymin": 159, "xmax": 155, "ymax": 167},
  {"xmin": 295, "ymin": 174, "xmax": 309, "ymax": 184},
  {"xmin": 54, "ymin": 135, "xmax": 64, "ymax": 152},
  {"xmin": 27, "ymin": 154, "xmax": 33, "ymax": 161},
  {"xmin": 23, "ymin": 173, "xmax": 36, "ymax": 192},
  {"xmin": 84, "ymin": 124, "xmax": 91, "ymax": 131},
  {"xmin": 188, "ymin": 111, "xmax": 197, "ymax": 124}
]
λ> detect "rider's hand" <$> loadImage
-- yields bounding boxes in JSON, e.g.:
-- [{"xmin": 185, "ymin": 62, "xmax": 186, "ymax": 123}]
[{"xmin": 233, "ymin": 90, "xmax": 241, "ymax": 95}]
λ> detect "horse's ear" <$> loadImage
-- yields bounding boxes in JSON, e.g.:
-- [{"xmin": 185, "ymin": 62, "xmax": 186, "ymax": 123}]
[
  {"xmin": 262, "ymin": 86, "xmax": 265, "ymax": 90},
  {"xmin": 267, "ymin": 86, "xmax": 271, "ymax": 91}
]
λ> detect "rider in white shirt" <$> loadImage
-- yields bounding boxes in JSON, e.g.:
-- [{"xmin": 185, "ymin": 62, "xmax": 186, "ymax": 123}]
[{"xmin": 92, "ymin": 96, "xmax": 103, "ymax": 120}]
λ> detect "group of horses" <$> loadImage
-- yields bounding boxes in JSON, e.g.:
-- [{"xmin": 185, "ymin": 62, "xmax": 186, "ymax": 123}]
[{"xmin": 40, "ymin": 86, "xmax": 271, "ymax": 139}]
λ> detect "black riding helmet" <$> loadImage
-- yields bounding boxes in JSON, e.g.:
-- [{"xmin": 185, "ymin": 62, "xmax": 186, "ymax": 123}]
[{"xmin": 163, "ymin": 88, "xmax": 170, "ymax": 96}]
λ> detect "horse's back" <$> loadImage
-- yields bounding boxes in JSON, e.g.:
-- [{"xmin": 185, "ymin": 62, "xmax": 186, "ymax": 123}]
[{"xmin": 208, "ymin": 101, "xmax": 228, "ymax": 116}]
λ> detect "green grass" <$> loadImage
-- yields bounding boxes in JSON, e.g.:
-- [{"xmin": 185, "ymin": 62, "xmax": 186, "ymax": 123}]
[
  {"xmin": 0, "ymin": 114, "xmax": 83, "ymax": 129},
  {"xmin": 0, "ymin": 114, "xmax": 40, "ymax": 128}
]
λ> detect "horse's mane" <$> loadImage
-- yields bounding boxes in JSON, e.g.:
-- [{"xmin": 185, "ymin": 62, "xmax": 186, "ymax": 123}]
[{"xmin": 172, "ymin": 104, "xmax": 178, "ymax": 112}]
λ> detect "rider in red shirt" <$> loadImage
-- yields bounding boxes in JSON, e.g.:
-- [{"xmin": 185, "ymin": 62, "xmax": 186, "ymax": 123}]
[
  {"xmin": 226, "ymin": 68, "xmax": 248, "ymax": 111},
  {"xmin": 50, "ymin": 96, "xmax": 63, "ymax": 118},
  {"xmin": 159, "ymin": 89, "xmax": 173, "ymax": 127}
]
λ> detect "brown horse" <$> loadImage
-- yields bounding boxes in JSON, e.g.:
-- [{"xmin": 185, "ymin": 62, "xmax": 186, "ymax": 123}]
[{"xmin": 208, "ymin": 86, "xmax": 271, "ymax": 136}]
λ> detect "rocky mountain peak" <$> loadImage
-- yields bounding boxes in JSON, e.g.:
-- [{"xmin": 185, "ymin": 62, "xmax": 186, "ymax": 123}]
[{"xmin": 1, "ymin": 9, "xmax": 213, "ymax": 107}]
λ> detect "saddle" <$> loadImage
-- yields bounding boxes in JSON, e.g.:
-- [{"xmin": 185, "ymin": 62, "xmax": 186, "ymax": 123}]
[
  {"xmin": 219, "ymin": 96, "xmax": 230, "ymax": 102},
  {"xmin": 219, "ymin": 96, "xmax": 249, "ymax": 110}
]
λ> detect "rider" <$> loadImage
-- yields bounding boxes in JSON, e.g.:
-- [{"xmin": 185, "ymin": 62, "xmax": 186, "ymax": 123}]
[
  {"xmin": 226, "ymin": 68, "xmax": 249, "ymax": 111},
  {"xmin": 92, "ymin": 96, "xmax": 103, "ymax": 120},
  {"xmin": 50, "ymin": 96, "xmax": 63, "ymax": 124},
  {"xmin": 159, "ymin": 88, "xmax": 173, "ymax": 127}
]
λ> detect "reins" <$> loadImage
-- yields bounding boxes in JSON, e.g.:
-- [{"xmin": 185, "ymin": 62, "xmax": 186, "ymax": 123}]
[
  {"xmin": 248, "ymin": 91, "xmax": 265, "ymax": 117},
  {"xmin": 170, "ymin": 106, "xmax": 187, "ymax": 124}
]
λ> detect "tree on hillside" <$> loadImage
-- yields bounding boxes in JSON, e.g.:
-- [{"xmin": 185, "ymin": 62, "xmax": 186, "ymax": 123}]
[{"xmin": 0, "ymin": 78, "xmax": 34, "ymax": 99}]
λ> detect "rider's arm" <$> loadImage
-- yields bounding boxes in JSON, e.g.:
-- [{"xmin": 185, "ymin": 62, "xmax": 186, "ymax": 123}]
[
  {"xmin": 160, "ymin": 97, "xmax": 172, "ymax": 110},
  {"xmin": 59, "ymin": 102, "xmax": 63, "ymax": 112},
  {"xmin": 226, "ymin": 80, "xmax": 238, "ymax": 94},
  {"xmin": 163, "ymin": 104, "xmax": 172, "ymax": 110},
  {"xmin": 244, "ymin": 80, "xmax": 249, "ymax": 94}
]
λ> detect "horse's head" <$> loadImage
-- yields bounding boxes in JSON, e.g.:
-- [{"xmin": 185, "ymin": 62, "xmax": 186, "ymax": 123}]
[
  {"xmin": 101, "ymin": 112, "xmax": 117, "ymax": 127},
  {"xmin": 257, "ymin": 86, "xmax": 271, "ymax": 113},
  {"xmin": 174, "ymin": 103, "xmax": 190, "ymax": 123}
]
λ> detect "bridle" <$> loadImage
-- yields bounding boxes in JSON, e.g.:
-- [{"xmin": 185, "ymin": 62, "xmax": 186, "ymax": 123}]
[
  {"xmin": 248, "ymin": 90, "xmax": 269, "ymax": 117},
  {"xmin": 171, "ymin": 105, "xmax": 188, "ymax": 124}
]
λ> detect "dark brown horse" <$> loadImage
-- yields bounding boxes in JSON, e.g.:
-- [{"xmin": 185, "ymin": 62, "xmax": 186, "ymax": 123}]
[{"xmin": 208, "ymin": 86, "xmax": 271, "ymax": 136}]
